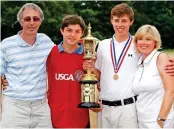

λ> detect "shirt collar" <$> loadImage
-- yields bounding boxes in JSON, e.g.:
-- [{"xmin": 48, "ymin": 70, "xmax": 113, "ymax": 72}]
[
  {"xmin": 17, "ymin": 30, "xmax": 40, "ymax": 46},
  {"xmin": 58, "ymin": 41, "xmax": 83, "ymax": 54},
  {"xmin": 138, "ymin": 49, "xmax": 157, "ymax": 66},
  {"xmin": 113, "ymin": 34, "xmax": 130, "ymax": 45}
]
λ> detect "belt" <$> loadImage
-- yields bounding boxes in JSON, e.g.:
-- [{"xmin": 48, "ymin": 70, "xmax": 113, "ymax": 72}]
[{"xmin": 102, "ymin": 96, "xmax": 137, "ymax": 106}]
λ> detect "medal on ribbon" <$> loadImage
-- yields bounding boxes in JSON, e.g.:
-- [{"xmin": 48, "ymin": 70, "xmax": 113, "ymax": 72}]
[{"xmin": 110, "ymin": 34, "xmax": 132, "ymax": 80}]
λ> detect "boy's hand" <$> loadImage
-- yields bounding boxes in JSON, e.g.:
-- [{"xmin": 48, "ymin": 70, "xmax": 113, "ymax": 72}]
[{"xmin": 90, "ymin": 100, "xmax": 102, "ymax": 113}]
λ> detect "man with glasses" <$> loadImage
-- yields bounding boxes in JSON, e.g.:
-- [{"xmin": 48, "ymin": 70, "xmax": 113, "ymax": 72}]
[{"xmin": 0, "ymin": 3, "xmax": 54, "ymax": 128}]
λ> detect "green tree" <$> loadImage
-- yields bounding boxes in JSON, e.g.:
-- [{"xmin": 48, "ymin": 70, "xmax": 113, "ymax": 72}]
[
  {"xmin": 1, "ymin": 1, "xmax": 76, "ymax": 44},
  {"xmin": 1, "ymin": 1, "xmax": 174, "ymax": 49}
]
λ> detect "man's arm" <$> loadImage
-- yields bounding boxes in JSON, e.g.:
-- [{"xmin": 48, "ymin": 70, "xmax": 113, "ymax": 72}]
[{"xmin": 0, "ymin": 76, "xmax": 3, "ymax": 120}]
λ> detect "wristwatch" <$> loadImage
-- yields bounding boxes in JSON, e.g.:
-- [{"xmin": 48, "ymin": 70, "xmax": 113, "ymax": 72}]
[{"xmin": 157, "ymin": 115, "xmax": 166, "ymax": 121}]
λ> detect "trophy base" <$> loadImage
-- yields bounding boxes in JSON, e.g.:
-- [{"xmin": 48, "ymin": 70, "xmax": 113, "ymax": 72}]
[
  {"xmin": 79, "ymin": 80, "xmax": 98, "ymax": 84},
  {"xmin": 78, "ymin": 102, "xmax": 100, "ymax": 108}
]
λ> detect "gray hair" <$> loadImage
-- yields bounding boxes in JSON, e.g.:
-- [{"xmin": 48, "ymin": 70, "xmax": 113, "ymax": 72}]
[{"xmin": 17, "ymin": 3, "xmax": 44, "ymax": 24}]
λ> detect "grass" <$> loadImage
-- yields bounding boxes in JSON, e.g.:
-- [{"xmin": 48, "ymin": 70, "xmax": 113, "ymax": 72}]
[{"xmin": 162, "ymin": 49, "xmax": 174, "ymax": 58}]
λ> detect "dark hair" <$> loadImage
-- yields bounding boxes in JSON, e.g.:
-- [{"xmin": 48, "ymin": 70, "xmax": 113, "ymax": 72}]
[{"xmin": 61, "ymin": 15, "xmax": 86, "ymax": 31}]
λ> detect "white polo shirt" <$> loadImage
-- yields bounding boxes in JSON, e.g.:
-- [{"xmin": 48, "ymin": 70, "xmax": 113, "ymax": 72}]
[
  {"xmin": 132, "ymin": 50, "xmax": 173, "ymax": 122},
  {"xmin": 95, "ymin": 36, "xmax": 140, "ymax": 101}
]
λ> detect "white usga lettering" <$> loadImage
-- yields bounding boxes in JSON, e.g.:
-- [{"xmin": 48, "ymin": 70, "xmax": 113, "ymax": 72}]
[
  {"xmin": 55, "ymin": 73, "xmax": 74, "ymax": 81},
  {"xmin": 55, "ymin": 73, "xmax": 63, "ymax": 80},
  {"xmin": 68, "ymin": 74, "xmax": 74, "ymax": 81}
]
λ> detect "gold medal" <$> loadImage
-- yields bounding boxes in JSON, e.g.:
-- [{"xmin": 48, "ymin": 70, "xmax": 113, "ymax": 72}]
[
  {"xmin": 110, "ymin": 36, "xmax": 132, "ymax": 81},
  {"xmin": 113, "ymin": 74, "xmax": 119, "ymax": 80}
]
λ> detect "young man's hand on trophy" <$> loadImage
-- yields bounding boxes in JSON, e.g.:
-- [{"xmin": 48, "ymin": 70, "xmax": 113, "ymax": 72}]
[
  {"xmin": 83, "ymin": 59, "xmax": 100, "ymax": 81},
  {"xmin": 83, "ymin": 59, "xmax": 101, "ymax": 92}
]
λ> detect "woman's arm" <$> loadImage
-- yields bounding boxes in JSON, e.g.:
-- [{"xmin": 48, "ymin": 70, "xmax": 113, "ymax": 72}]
[{"xmin": 157, "ymin": 53, "xmax": 174, "ymax": 127}]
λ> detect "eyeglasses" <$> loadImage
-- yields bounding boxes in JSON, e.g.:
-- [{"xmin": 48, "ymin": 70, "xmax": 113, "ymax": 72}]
[{"xmin": 23, "ymin": 16, "xmax": 41, "ymax": 22}]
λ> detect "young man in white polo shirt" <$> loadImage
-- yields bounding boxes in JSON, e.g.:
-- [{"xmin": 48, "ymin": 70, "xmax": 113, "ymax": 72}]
[
  {"xmin": 94, "ymin": 3, "xmax": 138, "ymax": 128},
  {"xmin": 0, "ymin": 3, "xmax": 54, "ymax": 128},
  {"xmin": 86, "ymin": 3, "xmax": 174, "ymax": 128}
]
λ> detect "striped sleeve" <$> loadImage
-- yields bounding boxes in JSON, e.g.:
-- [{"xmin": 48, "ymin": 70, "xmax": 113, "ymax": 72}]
[{"xmin": 0, "ymin": 41, "xmax": 7, "ymax": 76}]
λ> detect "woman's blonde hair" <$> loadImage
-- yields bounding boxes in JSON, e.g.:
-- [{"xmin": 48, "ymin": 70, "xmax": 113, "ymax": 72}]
[{"xmin": 134, "ymin": 24, "xmax": 162, "ymax": 53}]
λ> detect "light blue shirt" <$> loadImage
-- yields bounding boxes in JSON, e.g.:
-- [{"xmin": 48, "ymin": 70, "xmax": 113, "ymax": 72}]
[{"xmin": 0, "ymin": 31, "xmax": 54, "ymax": 100}]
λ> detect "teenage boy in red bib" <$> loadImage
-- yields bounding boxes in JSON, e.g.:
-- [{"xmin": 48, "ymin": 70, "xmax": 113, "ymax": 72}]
[{"xmin": 46, "ymin": 15, "xmax": 89, "ymax": 128}]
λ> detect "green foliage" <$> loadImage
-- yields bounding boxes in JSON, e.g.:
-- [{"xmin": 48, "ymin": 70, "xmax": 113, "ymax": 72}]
[
  {"xmin": 1, "ymin": 1, "xmax": 174, "ymax": 49},
  {"xmin": 33, "ymin": 1, "xmax": 76, "ymax": 43}
]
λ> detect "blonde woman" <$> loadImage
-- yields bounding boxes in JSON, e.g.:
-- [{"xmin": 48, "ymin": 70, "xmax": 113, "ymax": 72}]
[{"xmin": 131, "ymin": 24, "xmax": 174, "ymax": 128}]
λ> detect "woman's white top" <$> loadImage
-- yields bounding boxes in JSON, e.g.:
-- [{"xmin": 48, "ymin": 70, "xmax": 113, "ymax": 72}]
[{"xmin": 131, "ymin": 49, "xmax": 173, "ymax": 122}]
